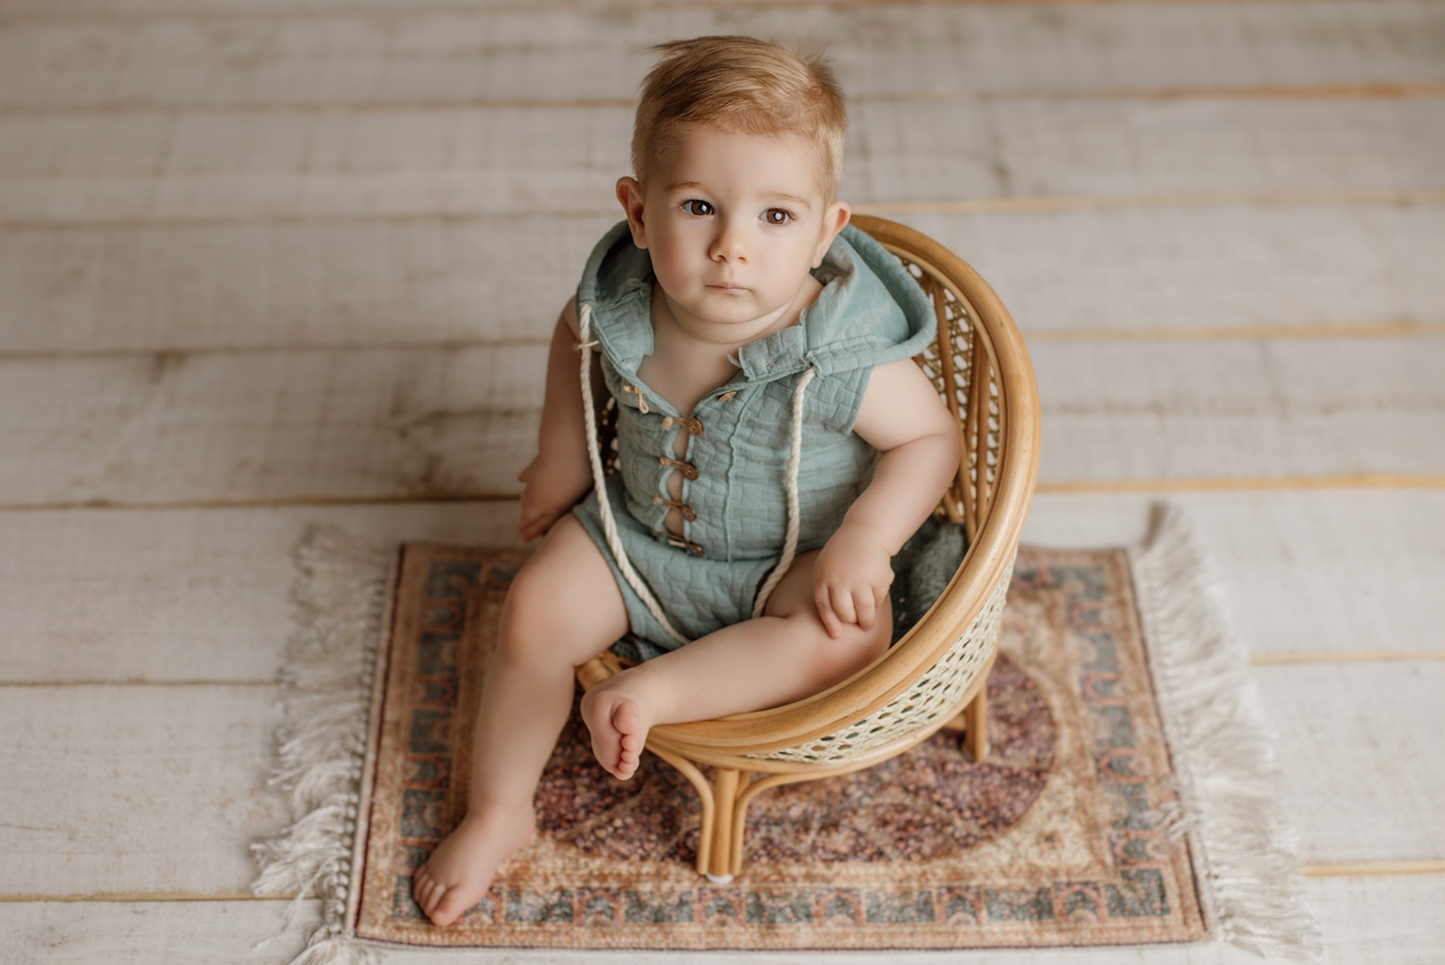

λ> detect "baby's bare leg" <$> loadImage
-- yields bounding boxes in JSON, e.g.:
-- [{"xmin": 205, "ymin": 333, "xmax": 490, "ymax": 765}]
[
  {"xmin": 581, "ymin": 550, "xmax": 890, "ymax": 779},
  {"xmin": 413, "ymin": 515, "xmax": 628, "ymax": 926}
]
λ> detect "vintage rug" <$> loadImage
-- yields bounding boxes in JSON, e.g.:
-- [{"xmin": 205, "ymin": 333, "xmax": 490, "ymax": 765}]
[{"xmin": 254, "ymin": 508, "xmax": 1319, "ymax": 964}]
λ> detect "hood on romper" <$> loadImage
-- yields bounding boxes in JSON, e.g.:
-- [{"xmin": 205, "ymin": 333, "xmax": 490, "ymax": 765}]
[{"xmin": 576, "ymin": 220, "xmax": 936, "ymax": 385}]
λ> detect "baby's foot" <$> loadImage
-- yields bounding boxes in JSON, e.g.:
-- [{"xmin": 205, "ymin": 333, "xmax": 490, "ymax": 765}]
[
  {"xmin": 412, "ymin": 803, "xmax": 535, "ymax": 927},
  {"xmin": 580, "ymin": 687, "xmax": 655, "ymax": 780}
]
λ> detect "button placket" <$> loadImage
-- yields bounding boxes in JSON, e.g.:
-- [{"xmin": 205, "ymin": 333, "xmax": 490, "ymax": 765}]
[
  {"xmin": 656, "ymin": 413, "xmax": 703, "ymax": 553},
  {"xmin": 661, "ymin": 415, "xmax": 704, "ymax": 436},
  {"xmin": 692, "ymin": 386, "xmax": 746, "ymax": 560},
  {"xmin": 658, "ymin": 456, "xmax": 699, "ymax": 480},
  {"xmin": 652, "ymin": 496, "xmax": 698, "ymax": 521},
  {"xmin": 665, "ymin": 535, "xmax": 705, "ymax": 557}
]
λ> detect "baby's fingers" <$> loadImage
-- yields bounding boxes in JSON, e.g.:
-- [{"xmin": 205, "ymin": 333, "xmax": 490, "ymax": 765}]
[
  {"xmin": 815, "ymin": 587, "xmax": 845, "ymax": 639},
  {"xmin": 854, "ymin": 590, "xmax": 877, "ymax": 632},
  {"xmin": 517, "ymin": 505, "xmax": 557, "ymax": 542}
]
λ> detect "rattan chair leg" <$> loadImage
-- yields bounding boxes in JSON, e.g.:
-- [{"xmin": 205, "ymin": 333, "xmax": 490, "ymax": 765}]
[
  {"xmin": 642, "ymin": 744, "xmax": 722, "ymax": 877},
  {"xmin": 706, "ymin": 768, "xmax": 744, "ymax": 882},
  {"xmin": 963, "ymin": 685, "xmax": 988, "ymax": 762}
]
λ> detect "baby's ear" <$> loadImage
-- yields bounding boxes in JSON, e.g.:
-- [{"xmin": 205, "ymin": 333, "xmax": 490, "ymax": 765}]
[
  {"xmin": 616, "ymin": 177, "xmax": 649, "ymax": 249},
  {"xmin": 814, "ymin": 201, "xmax": 852, "ymax": 267}
]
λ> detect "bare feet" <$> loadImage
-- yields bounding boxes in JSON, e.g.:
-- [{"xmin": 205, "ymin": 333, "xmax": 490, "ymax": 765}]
[
  {"xmin": 580, "ymin": 687, "xmax": 655, "ymax": 780},
  {"xmin": 412, "ymin": 803, "xmax": 535, "ymax": 926}
]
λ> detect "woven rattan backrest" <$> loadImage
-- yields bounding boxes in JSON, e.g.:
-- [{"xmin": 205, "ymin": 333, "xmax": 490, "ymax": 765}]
[{"xmin": 851, "ymin": 215, "xmax": 1005, "ymax": 544}]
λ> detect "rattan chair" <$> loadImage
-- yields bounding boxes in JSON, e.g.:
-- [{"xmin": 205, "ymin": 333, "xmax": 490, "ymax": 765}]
[{"xmin": 577, "ymin": 214, "xmax": 1040, "ymax": 882}]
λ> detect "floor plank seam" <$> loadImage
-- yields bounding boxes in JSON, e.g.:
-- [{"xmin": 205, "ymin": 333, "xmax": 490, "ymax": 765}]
[
  {"xmin": 0, "ymin": 475, "xmax": 1441, "ymax": 514},
  {"xmin": 3, "ymin": 85, "xmax": 1442, "ymax": 120},
  {"xmin": 7, "ymin": 189, "xmax": 1445, "ymax": 231},
  {"xmin": 1301, "ymin": 861, "xmax": 1445, "ymax": 878},
  {"xmin": 0, "ymin": 892, "xmax": 293, "ymax": 903},
  {"xmin": 0, "ymin": 679, "xmax": 278, "ymax": 688},
  {"xmin": 4, "ymin": 322, "xmax": 1441, "ymax": 363},
  {"xmin": 5, "ymin": 654, "xmax": 1441, "ymax": 690},
  {"xmin": 2, "ymin": 0, "xmax": 1407, "ymax": 27},
  {"xmin": 1251, "ymin": 652, "xmax": 1445, "ymax": 666}
]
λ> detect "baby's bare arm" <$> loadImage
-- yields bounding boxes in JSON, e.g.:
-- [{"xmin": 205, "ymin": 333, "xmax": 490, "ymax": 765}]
[
  {"xmin": 813, "ymin": 359, "xmax": 961, "ymax": 637},
  {"xmin": 517, "ymin": 300, "xmax": 599, "ymax": 541}
]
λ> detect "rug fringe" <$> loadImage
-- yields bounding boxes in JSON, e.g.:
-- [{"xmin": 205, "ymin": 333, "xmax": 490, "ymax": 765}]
[
  {"xmin": 251, "ymin": 526, "xmax": 392, "ymax": 965},
  {"xmin": 1131, "ymin": 505, "xmax": 1323, "ymax": 963}
]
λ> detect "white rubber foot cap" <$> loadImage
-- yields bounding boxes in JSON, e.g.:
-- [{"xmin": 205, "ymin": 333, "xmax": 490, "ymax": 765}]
[{"xmin": 704, "ymin": 873, "xmax": 734, "ymax": 885}]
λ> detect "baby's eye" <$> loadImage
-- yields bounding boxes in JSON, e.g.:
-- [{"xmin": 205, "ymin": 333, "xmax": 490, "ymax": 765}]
[
  {"xmin": 682, "ymin": 200, "xmax": 714, "ymax": 216},
  {"xmin": 763, "ymin": 208, "xmax": 793, "ymax": 226}
]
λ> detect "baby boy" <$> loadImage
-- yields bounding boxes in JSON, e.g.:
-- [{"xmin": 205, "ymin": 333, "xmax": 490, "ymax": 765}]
[{"xmin": 413, "ymin": 36, "xmax": 961, "ymax": 927}]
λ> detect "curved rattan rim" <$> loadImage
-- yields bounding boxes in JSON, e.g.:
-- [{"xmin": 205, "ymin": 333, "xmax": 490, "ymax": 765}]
[{"xmin": 582, "ymin": 214, "xmax": 1041, "ymax": 760}]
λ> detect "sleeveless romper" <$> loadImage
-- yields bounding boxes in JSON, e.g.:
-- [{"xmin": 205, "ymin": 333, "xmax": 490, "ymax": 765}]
[{"xmin": 571, "ymin": 221, "xmax": 935, "ymax": 660}]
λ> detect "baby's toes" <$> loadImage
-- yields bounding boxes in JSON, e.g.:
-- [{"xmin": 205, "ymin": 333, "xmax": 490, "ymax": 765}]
[
  {"xmin": 612, "ymin": 699, "xmax": 642, "ymax": 738},
  {"xmin": 413, "ymin": 876, "xmax": 437, "ymax": 912},
  {"xmin": 430, "ymin": 886, "xmax": 473, "ymax": 927}
]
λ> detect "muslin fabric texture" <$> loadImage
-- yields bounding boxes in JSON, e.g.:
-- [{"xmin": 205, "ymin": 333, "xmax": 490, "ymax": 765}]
[{"xmin": 571, "ymin": 221, "xmax": 937, "ymax": 654}]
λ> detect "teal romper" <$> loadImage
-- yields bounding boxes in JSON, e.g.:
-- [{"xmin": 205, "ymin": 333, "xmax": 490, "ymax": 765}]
[{"xmin": 572, "ymin": 221, "xmax": 935, "ymax": 660}]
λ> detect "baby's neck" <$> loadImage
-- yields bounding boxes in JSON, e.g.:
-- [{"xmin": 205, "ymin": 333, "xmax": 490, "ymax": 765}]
[{"xmin": 636, "ymin": 279, "xmax": 810, "ymax": 416}]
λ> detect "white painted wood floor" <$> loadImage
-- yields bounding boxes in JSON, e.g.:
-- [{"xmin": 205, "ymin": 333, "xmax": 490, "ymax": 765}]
[{"xmin": 1, "ymin": 1, "xmax": 1442, "ymax": 962}]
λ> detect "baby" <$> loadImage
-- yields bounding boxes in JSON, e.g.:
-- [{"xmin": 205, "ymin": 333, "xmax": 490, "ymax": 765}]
[{"xmin": 413, "ymin": 36, "xmax": 961, "ymax": 926}]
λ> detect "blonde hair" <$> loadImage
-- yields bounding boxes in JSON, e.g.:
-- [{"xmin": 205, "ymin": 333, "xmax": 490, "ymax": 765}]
[{"xmin": 631, "ymin": 36, "xmax": 848, "ymax": 200}]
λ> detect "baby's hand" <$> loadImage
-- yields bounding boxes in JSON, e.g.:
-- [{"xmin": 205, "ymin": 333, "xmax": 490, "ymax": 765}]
[
  {"xmin": 813, "ymin": 523, "xmax": 895, "ymax": 639},
  {"xmin": 517, "ymin": 455, "xmax": 591, "ymax": 542}
]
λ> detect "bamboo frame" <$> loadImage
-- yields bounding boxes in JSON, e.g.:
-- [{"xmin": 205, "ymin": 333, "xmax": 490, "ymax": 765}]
[{"xmin": 576, "ymin": 215, "xmax": 1041, "ymax": 878}]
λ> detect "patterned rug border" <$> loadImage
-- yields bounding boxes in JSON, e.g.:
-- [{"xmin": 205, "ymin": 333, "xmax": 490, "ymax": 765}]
[{"xmin": 252, "ymin": 505, "xmax": 1321, "ymax": 965}]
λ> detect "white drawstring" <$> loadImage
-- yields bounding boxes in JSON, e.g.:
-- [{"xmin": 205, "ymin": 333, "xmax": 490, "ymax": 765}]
[
  {"xmin": 576, "ymin": 301, "xmax": 817, "ymax": 637},
  {"xmin": 751, "ymin": 366, "xmax": 817, "ymax": 617}
]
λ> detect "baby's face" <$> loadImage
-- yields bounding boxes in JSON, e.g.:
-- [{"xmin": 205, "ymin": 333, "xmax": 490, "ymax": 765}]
[{"xmin": 624, "ymin": 125, "xmax": 848, "ymax": 340}]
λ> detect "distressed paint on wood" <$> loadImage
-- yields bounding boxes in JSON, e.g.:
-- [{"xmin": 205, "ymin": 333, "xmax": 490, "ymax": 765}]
[
  {"xmin": 0, "ymin": 686, "xmax": 289, "ymax": 898},
  {"xmin": 0, "ymin": 503, "xmax": 518, "ymax": 683},
  {"xmin": 1023, "ymin": 491, "xmax": 1445, "ymax": 661},
  {"xmin": 1, "ymin": 337, "xmax": 1440, "ymax": 507},
  {"xmin": 3, "ymin": 98, "xmax": 1441, "ymax": 224},
  {"xmin": 3, "ymin": 3, "xmax": 1443, "ymax": 112},
  {"xmin": 1, "ymin": 0, "xmax": 1423, "ymax": 18},
  {"xmin": 1261, "ymin": 662, "xmax": 1445, "ymax": 864},
  {"xmin": 0, "ymin": 345, "xmax": 544, "ymax": 506},
  {"xmin": 3, "ymin": 206, "xmax": 1443, "ymax": 355}
]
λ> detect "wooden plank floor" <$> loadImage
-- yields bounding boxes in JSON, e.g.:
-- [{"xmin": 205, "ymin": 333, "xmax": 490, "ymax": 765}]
[{"xmin": 2, "ymin": 1, "xmax": 1442, "ymax": 961}]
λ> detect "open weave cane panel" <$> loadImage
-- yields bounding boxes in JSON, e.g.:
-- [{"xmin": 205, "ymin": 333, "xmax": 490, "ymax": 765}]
[
  {"xmin": 906, "ymin": 265, "xmax": 1001, "ymax": 532},
  {"xmin": 745, "ymin": 553, "xmax": 1014, "ymax": 766},
  {"xmin": 910, "ymin": 272, "xmax": 972, "ymax": 414}
]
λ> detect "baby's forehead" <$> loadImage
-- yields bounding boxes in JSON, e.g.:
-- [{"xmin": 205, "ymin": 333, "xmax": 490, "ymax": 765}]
[{"xmin": 648, "ymin": 125, "xmax": 833, "ymax": 196}]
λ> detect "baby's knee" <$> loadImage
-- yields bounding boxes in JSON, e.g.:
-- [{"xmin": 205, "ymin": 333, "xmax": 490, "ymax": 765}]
[
  {"xmin": 497, "ymin": 567, "xmax": 571, "ymax": 657},
  {"xmin": 497, "ymin": 551, "xmax": 627, "ymax": 665}
]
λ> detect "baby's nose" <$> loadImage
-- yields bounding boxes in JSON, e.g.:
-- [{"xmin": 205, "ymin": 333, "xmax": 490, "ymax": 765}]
[{"xmin": 710, "ymin": 221, "xmax": 748, "ymax": 261}]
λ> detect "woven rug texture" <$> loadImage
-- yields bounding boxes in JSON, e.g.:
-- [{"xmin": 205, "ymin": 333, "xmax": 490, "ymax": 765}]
[{"xmin": 352, "ymin": 543, "xmax": 1207, "ymax": 952}]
